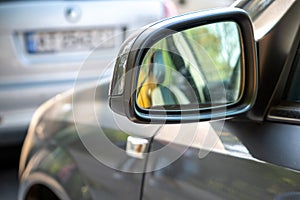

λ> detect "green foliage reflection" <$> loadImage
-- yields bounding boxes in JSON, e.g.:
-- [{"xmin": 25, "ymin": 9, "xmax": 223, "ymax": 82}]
[{"xmin": 137, "ymin": 21, "xmax": 242, "ymax": 109}]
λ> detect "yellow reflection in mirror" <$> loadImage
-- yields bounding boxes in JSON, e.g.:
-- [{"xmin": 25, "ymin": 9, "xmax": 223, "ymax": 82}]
[{"xmin": 137, "ymin": 21, "xmax": 242, "ymax": 109}]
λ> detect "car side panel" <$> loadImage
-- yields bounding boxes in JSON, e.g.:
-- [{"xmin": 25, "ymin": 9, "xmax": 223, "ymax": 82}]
[
  {"xmin": 20, "ymin": 113, "xmax": 147, "ymax": 200},
  {"xmin": 19, "ymin": 82, "xmax": 160, "ymax": 200},
  {"xmin": 143, "ymin": 129, "xmax": 300, "ymax": 200}
]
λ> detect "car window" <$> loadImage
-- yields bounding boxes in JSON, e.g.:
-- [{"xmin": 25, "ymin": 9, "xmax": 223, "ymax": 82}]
[
  {"xmin": 286, "ymin": 43, "xmax": 300, "ymax": 102},
  {"xmin": 268, "ymin": 40, "xmax": 300, "ymax": 124}
]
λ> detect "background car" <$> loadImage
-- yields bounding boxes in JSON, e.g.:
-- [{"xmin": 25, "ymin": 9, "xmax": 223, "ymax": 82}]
[
  {"xmin": 19, "ymin": 0, "xmax": 300, "ymax": 200},
  {"xmin": 0, "ymin": 0, "xmax": 177, "ymax": 146}
]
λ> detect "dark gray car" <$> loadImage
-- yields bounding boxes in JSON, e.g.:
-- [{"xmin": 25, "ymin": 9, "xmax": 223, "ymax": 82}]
[{"xmin": 19, "ymin": 0, "xmax": 300, "ymax": 199}]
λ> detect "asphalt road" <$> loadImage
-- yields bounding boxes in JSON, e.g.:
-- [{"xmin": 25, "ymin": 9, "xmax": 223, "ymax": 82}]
[{"xmin": 0, "ymin": 145, "xmax": 21, "ymax": 200}]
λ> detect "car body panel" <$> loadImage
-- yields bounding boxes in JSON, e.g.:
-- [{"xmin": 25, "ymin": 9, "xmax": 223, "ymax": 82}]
[
  {"xmin": 19, "ymin": 123, "xmax": 146, "ymax": 200},
  {"xmin": 239, "ymin": 0, "xmax": 300, "ymax": 121},
  {"xmin": 144, "ymin": 139, "xmax": 300, "ymax": 200},
  {"xmin": 19, "ymin": 81, "xmax": 161, "ymax": 200},
  {"xmin": 19, "ymin": 81, "xmax": 300, "ymax": 199},
  {"xmin": 142, "ymin": 118, "xmax": 300, "ymax": 200}
]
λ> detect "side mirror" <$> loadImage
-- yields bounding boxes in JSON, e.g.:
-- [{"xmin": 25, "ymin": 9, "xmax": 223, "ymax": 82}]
[{"xmin": 109, "ymin": 8, "xmax": 257, "ymax": 123}]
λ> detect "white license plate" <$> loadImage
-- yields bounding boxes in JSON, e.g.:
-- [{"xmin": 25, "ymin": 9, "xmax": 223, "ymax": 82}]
[{"xmin": 25, "ymin": 28, "xmax": 115, "ymax": 54}]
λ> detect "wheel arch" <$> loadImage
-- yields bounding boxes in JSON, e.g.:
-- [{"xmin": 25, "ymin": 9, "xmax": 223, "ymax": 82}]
[{"xmin": 19, "ymin": 172, "xmax": 71, "ymax": 200}]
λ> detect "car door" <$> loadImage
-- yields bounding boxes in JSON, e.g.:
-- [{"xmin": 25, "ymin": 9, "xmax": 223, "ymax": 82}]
[
  {"xmin": 142, "ymin": 121, "xmax": 300, "ymax": 200},
  {"xmin": 141, "ymin": 1, "xmax": 300, "ymax": 200},
  {"xmin": 142, "ymin": 41, "xmax": 300, "ymax": 200}
]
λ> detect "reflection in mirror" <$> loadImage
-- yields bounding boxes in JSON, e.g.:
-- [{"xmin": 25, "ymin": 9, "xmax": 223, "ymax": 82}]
[{"xmin": 137, "ymin": 21, "xmax": 242, "ymax": 109}]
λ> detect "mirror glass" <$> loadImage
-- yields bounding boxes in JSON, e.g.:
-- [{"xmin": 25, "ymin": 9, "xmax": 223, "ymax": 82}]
[{"xmin": 136, "ymin": 21, "xmax": 242, "ymax": 109}]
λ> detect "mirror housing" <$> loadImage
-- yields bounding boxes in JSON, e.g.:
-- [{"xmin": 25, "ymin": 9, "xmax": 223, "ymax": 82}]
[{"xmin": 109, "ymin": 8, "xmax": 257, "ymax": 123}]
